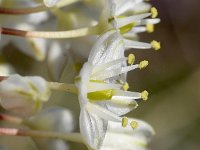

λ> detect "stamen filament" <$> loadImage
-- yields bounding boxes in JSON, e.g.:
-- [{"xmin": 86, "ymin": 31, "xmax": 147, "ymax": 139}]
[
  {"xmin": 1, "ymin": 25, "xmax": 100, "ymax": 39},
  {"xmin": 0, "ymin": 127, "xmax": 83, "ymax": 143},
  {"xmin": 48, "ymin": 82, "xmax": 78, "ymax": 94}
]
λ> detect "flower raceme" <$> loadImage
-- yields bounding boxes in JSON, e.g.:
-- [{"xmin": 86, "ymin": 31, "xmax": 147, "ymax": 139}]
[{"xmin": 75, "ymin": 30, "xmax": 151, "ymax": 149}]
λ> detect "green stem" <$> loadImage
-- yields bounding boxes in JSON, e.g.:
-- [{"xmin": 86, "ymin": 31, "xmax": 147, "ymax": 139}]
[
  {"xmin": 0, "ymin": 127, "xmax": 83, "ymax": 143},
  {"xmin": 48, "ymin": 82, "xmax": 78, "ymax": 94}
]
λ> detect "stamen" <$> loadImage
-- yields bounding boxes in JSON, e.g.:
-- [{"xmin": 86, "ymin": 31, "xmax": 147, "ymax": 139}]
[
  {"xmin": 122, "ymin": 117, "xmax": 128, "ymax": 127},
  {"xmin": 141, "ymin": 90, "xmax": 149, "ymax": 101},
  {"xmin": 122, "ymin": 82, "xmax": 129, "ymax": 91},
  {"xmin": 139, "ymin": 60, "xmax": 149, "ymax": 69},
  {"xmin": 128, "ymin": 54, "xmax": 135, "ymax": 65},
  {"xmin": 146, "ymin": 24, "xmax": 154, "ymax": 33},
  {"xmin": 48, "ymin": 82, "xmax": 78, "ymax": 94},
  {"xmin": 151, "ymin": 7, "xmax": 158, "ymax": 18},
  {"xmin": 130, "ymin": 121, "xmax": 138, "ymax": 129},
  {"xmin": 151, "ymin": 40, "xmax": 161, "ymax": 50}
]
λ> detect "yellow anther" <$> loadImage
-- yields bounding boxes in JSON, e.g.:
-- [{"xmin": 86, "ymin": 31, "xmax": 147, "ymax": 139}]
[
  {"xmin": 128, "ymin": 53, "xmax": 135, "ymax": 65},
  {"xmin": 141, "ymin": 90, "xmax": 149, "ymax": 101},
  {"xmin": 146, "ymin": 24, "xmax": 154, "ymax": 33},
  {"xmin": 122, "ymin": 82, "xmax": 129, "ymax": 91},
  {"xmin": 151, "ymin": 40, "xmax": 161, "ymax": 50},
  {"xmin": 151, "ymin": 7, "xmax": 158, "ymax": 18},
  {"xmin": 139, "ymin": 60, "xmax": 149, "ymax": 69},
  {"xmin": 122, "ymin": 117, "xmax": 129, "ymax": 128},
  {"xmin": 130, "ymin": 121, "xmax": 138, "ymax": 129}
]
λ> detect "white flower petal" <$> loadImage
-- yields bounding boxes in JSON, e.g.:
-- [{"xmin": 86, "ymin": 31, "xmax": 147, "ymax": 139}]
[
  {"xmin": 91, "ymin": 58, "xmax": 127, "ymax": 78},
  {"xmin": 116, "ymin": 13, "xmax": 151, "ymax": 28},
  {"xmin": 88, "ymin": 82, "xmax": 121, "ymax": 93},
  {"xmin": 102, "ymin": 99, "xmax": 137, "ymax": 116},
  {"xmin": 80, "ymin": 108, "xmax": 107, "ymax": 149},
  {"xmin": 88, "ymin": 30, "xmax": 116, "ymax": 65},
  {"xmin": 86, "ymin": 103, "xmax": 121, "ymax": 122},
  {"xmin": 138, "ymin": 18, "xmax": 161, "ymax": 25},
  {"xmin": 124, "ymin": 39, "xmax": 151, "ymax": 49}
]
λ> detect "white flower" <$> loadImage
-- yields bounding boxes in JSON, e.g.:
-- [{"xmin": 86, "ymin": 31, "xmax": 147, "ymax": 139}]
[
  {"xmin": 76, "ymin": 30, "xmax": 149, "ymax": 149},
  {"xmin": 99, "ymin": 0, "xmax": 161, "ymax": 51},
  {"xmin": 101, "ymin": 118, "xmax": 155, "ymax": 150},
  {"xmin": 26, "ymin": 107, "xmax": 74, "ymax": 150},
  {"xmin": 0, "ymin": 74, "xmax": 51, "ymax": 116}
]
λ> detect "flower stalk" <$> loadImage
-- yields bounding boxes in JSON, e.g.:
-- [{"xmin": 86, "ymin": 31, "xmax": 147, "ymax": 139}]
[
  {"xmin": 0, "ymin": 25, "xmax": 100, "ymax": 39},
  {"xmin": 48, "ymin": 82, "xmax": 78, "ymax": 94},
  {"xmin": 0, "ymin": 127, "xmax": 83, "ymax": 143},
  {"xmin": 0, "ymin": 114, "xmax": 23, "ymax": 124}
]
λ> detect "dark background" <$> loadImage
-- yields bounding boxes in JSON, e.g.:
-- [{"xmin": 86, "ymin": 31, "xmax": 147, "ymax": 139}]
[{"xmin": 129, "ymin": 0, "xmax": 200, "ymax": 149}]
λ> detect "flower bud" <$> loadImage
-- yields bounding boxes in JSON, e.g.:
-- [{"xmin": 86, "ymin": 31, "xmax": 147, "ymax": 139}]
[
  {"xmin": 26, "ymin": 107, "xmax": 74, "ymax": 150},
  {"xmin": 27, "ymin": 107, "xmax": 74, "ymax": 132},
  {"xmin": 0, "ymin": 74, "xmax": 51, "ymax": 117}
]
